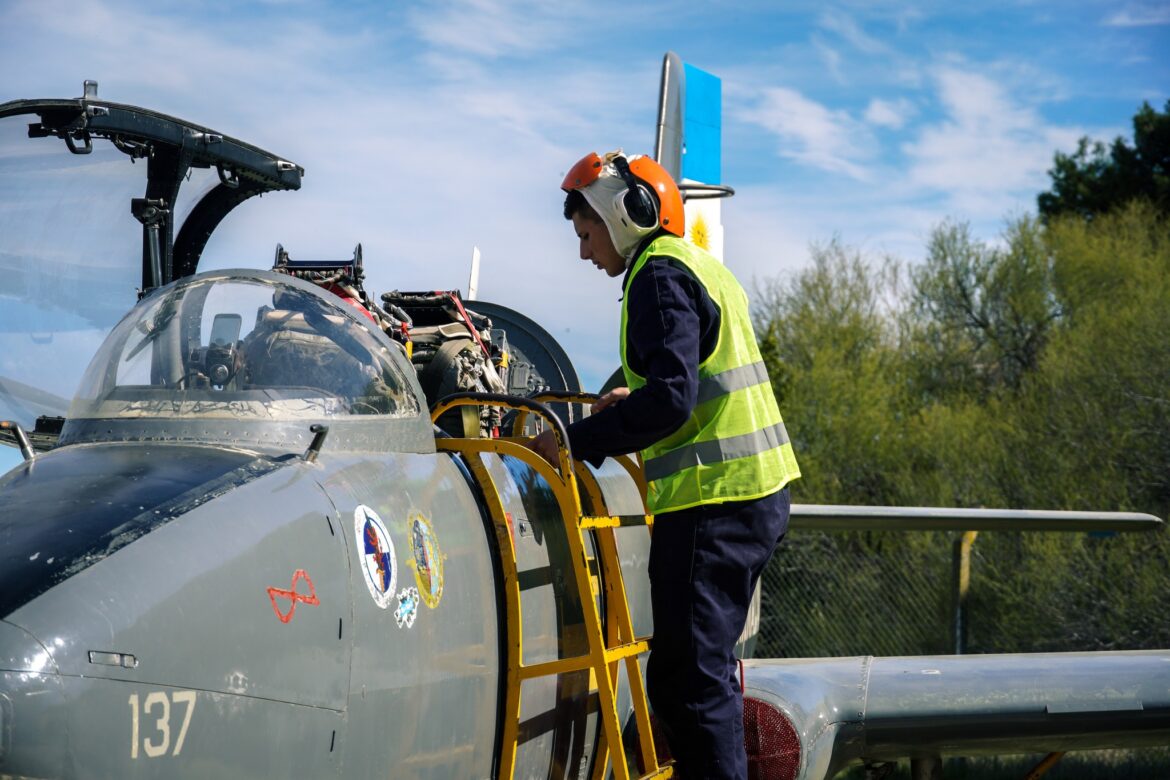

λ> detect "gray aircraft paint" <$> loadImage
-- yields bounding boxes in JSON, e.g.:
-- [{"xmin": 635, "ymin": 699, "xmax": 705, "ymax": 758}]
[{"xmin": 1, "ymin": 434, "xmax": 659, "ymax": 777}]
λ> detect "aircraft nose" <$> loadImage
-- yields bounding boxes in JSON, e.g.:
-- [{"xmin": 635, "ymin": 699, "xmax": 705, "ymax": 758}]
[{"xmin": 0, "ymin": 619, "xmax": 67, "ymax": 776}]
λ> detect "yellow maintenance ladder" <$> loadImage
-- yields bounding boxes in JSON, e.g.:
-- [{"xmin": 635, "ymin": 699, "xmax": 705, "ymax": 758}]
[{"xmin": 431, "ymin": 392, "xmax": 671, "ymax": 779}]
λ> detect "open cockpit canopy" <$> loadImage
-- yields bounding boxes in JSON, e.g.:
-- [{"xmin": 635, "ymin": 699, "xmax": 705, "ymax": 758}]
[{"xmin": 0, "ymin": 82, "xmax": 303, "ymax": 449}]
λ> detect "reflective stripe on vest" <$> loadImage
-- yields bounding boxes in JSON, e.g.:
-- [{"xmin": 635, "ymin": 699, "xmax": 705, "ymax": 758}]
[
  {"xmin": 643, "ymin": 421, "xmax": 791, "ymax": 482},
  {"xmin": 696, "ymin": 360, "xmax": 771, "ymax": 405}
]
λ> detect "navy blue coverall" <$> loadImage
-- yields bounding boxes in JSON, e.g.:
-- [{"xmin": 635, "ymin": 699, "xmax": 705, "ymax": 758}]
[{"xmin": 565, "ymin": 252, "xmax": 790, "ymax": 779}]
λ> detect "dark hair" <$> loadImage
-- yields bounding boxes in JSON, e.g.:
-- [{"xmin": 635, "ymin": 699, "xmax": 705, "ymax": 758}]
[{"xmin": 563, "ymin": 189, "xmax": 601, "ymax": 222}]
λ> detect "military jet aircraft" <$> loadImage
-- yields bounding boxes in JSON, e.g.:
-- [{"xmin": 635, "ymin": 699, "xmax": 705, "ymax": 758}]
[{"xmin": 1, "ymin": 71, "xmax": 1168, "ymax": 780}]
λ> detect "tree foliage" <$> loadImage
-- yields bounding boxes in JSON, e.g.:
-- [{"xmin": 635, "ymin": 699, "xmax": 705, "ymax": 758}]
[
  {"xmin": 1038, "ymin": 100, "xmax": 1170, "ymax": 221},
  {"xmin": 904, "ymin": 218, "xmax": 1060, "ymax": 399},
  {"xmin": 754, "ymin": 203, "xmax": 1170, "ymax": 656},
  {"xmin": 761, "ymin": 203, "xmax": 1169, "ymax": 517},
  {"xmin": 1011, "ymin": 203, "xmax": 1170, "ymax": 514},
  {"xmin": 754, "ymin": 241, "xmax": 908, "ymax": 505}
]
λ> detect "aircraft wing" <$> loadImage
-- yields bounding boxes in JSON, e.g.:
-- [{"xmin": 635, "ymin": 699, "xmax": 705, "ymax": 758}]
[
  {"xmin": 743, "ymin": 650, "xmax": 1170, "ymax": 780},
  {"xmin": 788, "ymin": 503, "xmax": 1162, "ymax": 531}
]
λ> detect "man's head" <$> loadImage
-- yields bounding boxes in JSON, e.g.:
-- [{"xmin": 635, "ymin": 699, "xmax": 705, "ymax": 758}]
[
  {"xmin": 564, "ymin": 191, "xmax": 626, "ymax": 277},
  {"xmin": 560, "ymin": 151, "xmax": 685, "ymax": 274}
]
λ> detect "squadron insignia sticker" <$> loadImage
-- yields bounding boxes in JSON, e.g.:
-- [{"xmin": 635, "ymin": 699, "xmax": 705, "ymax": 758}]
[
  {"xmin": 354, "ymin": 505, "xmax": 396, "ymax": 609},
  {"xmin": 408, "ymin": 512, "xmax": 446, "ymax": 609},
  {"xmin": 395, "ymin": 586, "xmax": 419, "ymax": 629}
]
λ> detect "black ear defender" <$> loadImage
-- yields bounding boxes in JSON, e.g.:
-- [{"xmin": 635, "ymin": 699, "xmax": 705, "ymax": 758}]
[{"xmin": 613, "ymin": 155, "xmax": 658, "ymax": 229}]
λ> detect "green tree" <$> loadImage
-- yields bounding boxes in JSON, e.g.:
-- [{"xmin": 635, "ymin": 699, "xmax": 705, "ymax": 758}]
[
  {"xmin": 962, "ymin": 204, "xmax": 1170, "ymax": 654},
  {"xmin": 753, "ymin": 207, "xmax": 1170, "ymax": 666},
  {"xmin": 1038, "ymin": 100, "xmax": 1170, "ymax": 222},
  {"xmin": 1008, "ymin": 202, "xmax": 1170, "ymax": 517},
  {"xmin": 754, "ymin": 240, "xmax": 908, "ymax": 505},
  {"xmin": 903, "ymin": 218, "xmax": 1061, "ymax": 400}
]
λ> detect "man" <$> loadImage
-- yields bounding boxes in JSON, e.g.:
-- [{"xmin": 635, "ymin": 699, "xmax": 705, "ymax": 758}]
[{"xmin": 529, "ymin": 150, "xmax": 800, "ymax": 778}]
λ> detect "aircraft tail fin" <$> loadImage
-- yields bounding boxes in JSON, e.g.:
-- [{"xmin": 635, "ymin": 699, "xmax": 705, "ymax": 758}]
[{"xmin": 654, "ymin": 52, "xmax": 734, "ymax": 261}]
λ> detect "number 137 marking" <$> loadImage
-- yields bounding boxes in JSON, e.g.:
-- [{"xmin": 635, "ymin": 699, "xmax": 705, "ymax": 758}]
[{"xmin": 128, "ymin": 691, "xmax": 196, "ymax": 758}]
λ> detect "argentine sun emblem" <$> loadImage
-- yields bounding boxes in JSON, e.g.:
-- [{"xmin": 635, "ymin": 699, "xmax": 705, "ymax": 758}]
[
  {"xmin": 408, "ymin": 512, "xmax": 446, "ymax": 609},
  {"xmin": 354, "ymin": 505, "xmax": 396, "ymax": 609}
]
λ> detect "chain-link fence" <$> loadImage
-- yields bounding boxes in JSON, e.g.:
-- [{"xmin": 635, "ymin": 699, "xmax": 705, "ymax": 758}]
[
  {"xmin": 758, "ymin": 529, "xmax": 951, "ymax": 658},
  {"xmin": 755, "ymin": 526, "xmax": 1170, "ymax": 779},
  {"xmin": 757, "ymin": 527, "xmax": 1170, "ymax": 658}
]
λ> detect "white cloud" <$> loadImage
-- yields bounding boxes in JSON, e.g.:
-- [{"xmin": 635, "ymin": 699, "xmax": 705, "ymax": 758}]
[
  {"xmin": 731, "ymin": 182, "xmax": 947, "ymax": 268},
  {"xmin": 813, "ymin": 37, "xmax": 844, "ymax": 83},
  {"xmin": 818, "ymin": 9, "xmax": 890, "ymax": 54},
  {"xmin": 893, "ymin": 6, "xmax": 925, "ymax": 34},
  {"xmin": 739, "ymin": 87, "xmax": 874, "ymax": 180},
  {"xmin": 902, "ymin": 66, "xmax": 1083, "ymax": 217},
  {"xmin": 864, "ymin": 97, "xmax": 914, "ymax": 129},
  {"xmin": 1103, "ymin": 4, "xmax": 1170, "ymax": 26},
  {"xmin": 405, "ymin": 0, "xmax": 578, "ymax": 59}
]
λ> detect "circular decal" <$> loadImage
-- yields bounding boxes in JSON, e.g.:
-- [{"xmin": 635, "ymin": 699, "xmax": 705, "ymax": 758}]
[
  {"xmin": 354, "ymin": 505, "xmax": 396, "ymax": 609},
  {"xmin": 408, "ymin": 512, "xmax": 446, "ymax": 609}
]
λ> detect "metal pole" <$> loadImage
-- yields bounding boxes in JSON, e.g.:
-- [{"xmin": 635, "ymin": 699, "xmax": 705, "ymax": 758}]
[
  {"xmin": 953, "ymin": 530, "xmax": 978, "ymax": 654},
  {"xmin": 0, "ymin": 420, "xmax": 35, "ymax": 462},
  {"xmin": 1024, "ymin": 752, "xmax": 1066, "ymax": 779}
]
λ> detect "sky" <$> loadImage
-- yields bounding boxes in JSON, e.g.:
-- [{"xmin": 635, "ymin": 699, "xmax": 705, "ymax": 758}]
[{"xmin": 0, "ymin": 0, "xmax": 1167, "ymax": 401}]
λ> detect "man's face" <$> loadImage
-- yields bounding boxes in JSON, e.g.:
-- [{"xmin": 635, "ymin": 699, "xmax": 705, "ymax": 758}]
[{"xmin": 572, "ymin": 212, "xmax": 625, "ymax": 277}]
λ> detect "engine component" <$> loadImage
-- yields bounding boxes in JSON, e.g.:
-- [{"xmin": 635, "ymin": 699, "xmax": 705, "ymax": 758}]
[{"xmin": 381, "ymin": 290, "xmax": 508, "ymax": 437}]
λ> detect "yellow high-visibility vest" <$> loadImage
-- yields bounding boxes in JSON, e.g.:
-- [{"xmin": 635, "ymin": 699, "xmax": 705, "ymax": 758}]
[{"xmin": 620, "ymin": 236, "xmax": 800, "ymax": 514}]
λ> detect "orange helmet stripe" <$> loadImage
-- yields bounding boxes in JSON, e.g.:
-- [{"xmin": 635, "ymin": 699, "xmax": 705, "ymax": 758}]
[{"xmin": 561, "ymin": 152, "xmax": 604, "ymax": 192}]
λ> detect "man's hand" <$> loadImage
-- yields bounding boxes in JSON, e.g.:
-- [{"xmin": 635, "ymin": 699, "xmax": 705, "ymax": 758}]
[
  {"xmin": 524, "ymin": 388, "xmax": 628, "ymax": 466},
  {"xmin": 591, "ymin": 387, "xmax": 630, "ymax": 414},
  {"xmin": 525, "ymin": 429, "xmax": 559, "ymax": 465}
]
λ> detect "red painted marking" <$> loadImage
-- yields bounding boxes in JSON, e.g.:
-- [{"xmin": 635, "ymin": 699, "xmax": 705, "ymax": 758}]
[{"xmin": 267, "ymin": 569, "xmax": 320, "ymax": 624}]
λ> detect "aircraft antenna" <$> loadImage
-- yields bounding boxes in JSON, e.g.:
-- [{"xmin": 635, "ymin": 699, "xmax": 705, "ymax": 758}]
[{"xmin": 467, "ymin": 246, "xmax": 481, "ymax": 300}]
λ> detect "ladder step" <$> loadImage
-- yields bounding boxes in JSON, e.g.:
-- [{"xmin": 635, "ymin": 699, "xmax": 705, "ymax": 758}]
[
  {"xmin": 517, "ymin": 654, "xmax": 592, "ymax": 680},
  {"xmin": 580, "ymin": 513, "xmax": 653, "ymax": 530},
  {"xmin": 515, "ymin": 640, "xmax": 650, "ymax": 681},
  {"xmin": 603, "ymin": 640, "xmax": 649, "ymax": 663}
]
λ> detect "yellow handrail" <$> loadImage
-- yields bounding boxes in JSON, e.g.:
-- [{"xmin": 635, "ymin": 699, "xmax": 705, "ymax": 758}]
[{"xmin": 431, "ymin": 391, "xmax": 669, "ymax": 779}]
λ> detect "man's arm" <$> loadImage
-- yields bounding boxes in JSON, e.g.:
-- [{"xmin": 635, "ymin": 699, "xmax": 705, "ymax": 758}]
[{"xmin": 562, "ymin": 259, "xmax": 714, "ymax": 463}]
